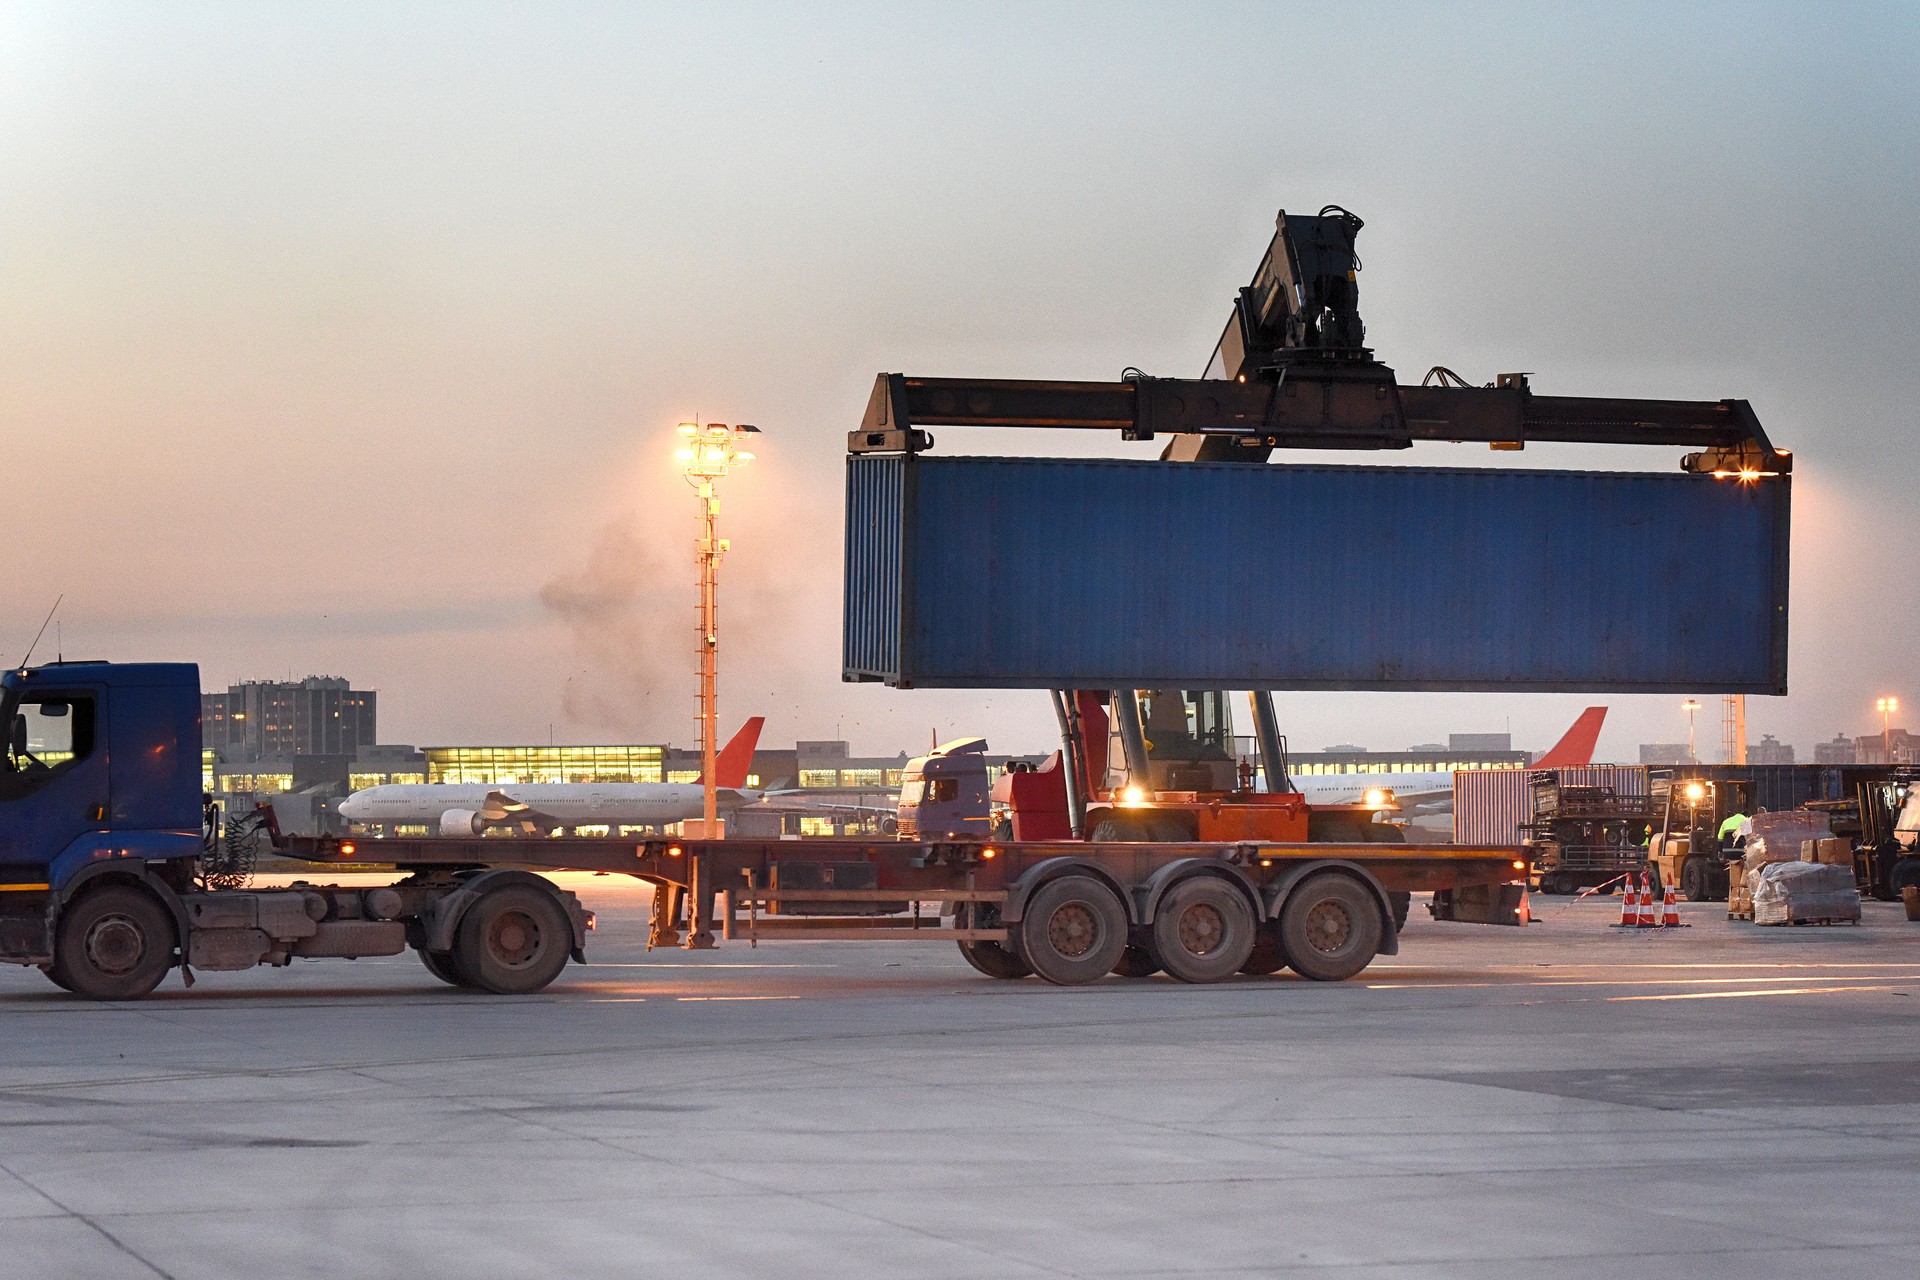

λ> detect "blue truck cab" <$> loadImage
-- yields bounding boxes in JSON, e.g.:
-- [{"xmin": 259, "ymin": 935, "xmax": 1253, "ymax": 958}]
[
  {"xmin": 1, "ymin": 661, "xmax": 589, "ymax": 1000},
  {"xmin": 0, "ymin": 663, "xmax": 203, "ymax": 967}
]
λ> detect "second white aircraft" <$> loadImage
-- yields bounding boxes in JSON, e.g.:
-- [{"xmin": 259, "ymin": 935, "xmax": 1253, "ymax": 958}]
[{"xmin": 338, "ymin": 718, "xmax": 766, "ymax": 835}]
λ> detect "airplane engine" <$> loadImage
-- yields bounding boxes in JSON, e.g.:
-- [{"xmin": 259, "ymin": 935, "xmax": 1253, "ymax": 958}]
[{"xmin": 439, "ymin": 808, "xmax": 486, "ymax": 837}]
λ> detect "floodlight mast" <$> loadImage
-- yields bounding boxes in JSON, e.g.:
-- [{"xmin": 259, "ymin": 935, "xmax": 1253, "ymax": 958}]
[{"xmin": 675, "ymin": 421, "xmax": 759, "ymax": 891}]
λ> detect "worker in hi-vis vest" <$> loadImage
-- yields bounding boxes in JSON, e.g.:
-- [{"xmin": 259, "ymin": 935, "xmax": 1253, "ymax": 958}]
[{"xmin": 1718, "ymin": 810, "xmax": 1749, "ymax": 852}]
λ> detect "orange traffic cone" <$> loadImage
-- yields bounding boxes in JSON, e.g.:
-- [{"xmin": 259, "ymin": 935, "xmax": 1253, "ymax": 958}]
[
  {"xmin": 1659, "ymin": 881, "xmax": 1688, "ymax": 928},
  {"xmin": 1636, "ymin": 872, "xmax": 1658, "ymax": 928},
  {"xmin": 1612, "ymin": 875, "xmax": 1638, "ymax": 928}
]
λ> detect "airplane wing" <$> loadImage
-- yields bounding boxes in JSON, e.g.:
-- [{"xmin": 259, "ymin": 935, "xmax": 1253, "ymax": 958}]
[
  {"xmin": 478, "ymin": 790, "xmax": 537, "ymax": 821},
  {"xmin": 740, "ymin": 795, "xmax": 898, "ymax": 818}
]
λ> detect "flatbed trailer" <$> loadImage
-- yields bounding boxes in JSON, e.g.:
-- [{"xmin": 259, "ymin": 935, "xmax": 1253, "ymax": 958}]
[{"xmin": 283, "ymin": 832, "xmax": 1529, "ymax": 985}]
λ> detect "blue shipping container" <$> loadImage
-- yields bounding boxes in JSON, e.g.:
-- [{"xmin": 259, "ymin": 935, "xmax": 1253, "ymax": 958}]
[{"xmin": 843, "ymin": 456, "xmax": 1790, "ymax": 692}]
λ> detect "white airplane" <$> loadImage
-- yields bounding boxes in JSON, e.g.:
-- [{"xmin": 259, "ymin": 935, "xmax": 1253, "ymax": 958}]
[
  {"xmin": 1288, "ymin": 708, "xmax": 1608, "ymax": 812},
  {"xmin": 338, "ymin": 718, "xmax": 766, "ymax": 836}
]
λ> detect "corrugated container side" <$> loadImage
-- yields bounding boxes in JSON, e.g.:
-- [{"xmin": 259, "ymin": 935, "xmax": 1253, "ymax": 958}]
[
  {"xmin": 843, "ymin": 456, "xmax": 1790, "ymax": 692},
  {"xmin": 1658, "ymin": 763, "xmax": 1848, "ymax": 811},
  {"xmin": 1452, "ymin": 765, "xmax": 1649, "ymax": 843},
  {"xmin": 843, "ymin": 456, "xmax": 905, "ymax": 682}
]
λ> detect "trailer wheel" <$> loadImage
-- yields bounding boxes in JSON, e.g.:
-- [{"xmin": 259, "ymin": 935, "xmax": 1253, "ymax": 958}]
[
  {"xmin": 418, "ymin": 948, "xmax": 477, "ymax": 988},
  {"xmin": 954, "ymin": 901, "xmax": 1031, "ymax": 979},
  {"xmin": 1239, "ymin": 925, "xmax": 1288, "ymax": 976},
  {"xmin": 40, "ymin": 965, "xmax": 74, "ymax": 992},
  {"xmin": 1387, "ymin": 891, "xmax": 1411, "ymax": 932},
  {"xmin": 1110, "ymin": 940, "xmax": 1162, "ymax": 978},
  {"xmin": 453, "ymin": 885, "xmax": 571, "ymax": 994},
  {"xmin": 1152, "ymin": 877, "xmax": 1255, "ymax": 983},
  {"xmin": 1277, "ymin": 873, "xmax": 1382, "ymax": 982},
  {"xmin": 957, "ymin": 940, "xmax": 1032, "ymax": 979},
  {"xmin": 50, "ymin": 884, "xmax": 175, "ymax": 1001},
  {"xmin": 1015, "ymin": 874, "xmax": 1128, "ymax": 985}
]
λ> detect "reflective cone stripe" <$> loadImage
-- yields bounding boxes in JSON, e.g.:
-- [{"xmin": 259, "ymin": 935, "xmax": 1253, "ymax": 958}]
[
  {"xmin": 1614, "ymin": 876, "xmax": 1637, "ymax": 927},
  {"xmin": 1637, "ymin": 873, "xmax": 1658, "ymax": 928},
  {"xmin": 1660, "ymin": 882, "xmax": 1685, "ymax": 928}
]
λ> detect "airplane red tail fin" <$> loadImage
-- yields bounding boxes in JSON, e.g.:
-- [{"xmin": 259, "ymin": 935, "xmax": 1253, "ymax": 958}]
[
  {"xmin": 709, "ymin": 717, "xmax": 766, "ymax": 789},
  {"xmin": 1532, "ymin": 707, "xmax": 1607, "ymax": 768}
]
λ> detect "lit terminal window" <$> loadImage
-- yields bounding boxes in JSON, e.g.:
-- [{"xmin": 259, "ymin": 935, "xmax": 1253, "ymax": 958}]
[
  {"xmin": 885, "ymin": 769, "xmax": 904, "ymax": 785},
  {"xmin": 202, "ymin": 749, "xmax": 216, "ymax": 793},
  {"xmin": 800, "ymin": 769, "xmax": 841, "ymax": 788},
  {"xmin": 667, "ymin": 770, "xmax": 702, "ymax": 784},
  {"xmin": 799, "ymin": 817, "xmax": 838, "ymax": 836},
  {"xmin": 843, "ymin": 768, "xmax": 884, "ymax": 787},
  {"xmin": 424, "ymin": 745, "xmax": 665, "ymax": 785}
]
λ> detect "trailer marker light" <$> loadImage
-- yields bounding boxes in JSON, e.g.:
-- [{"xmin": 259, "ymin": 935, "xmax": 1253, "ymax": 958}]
[
  {"xmin": 981, "ymin": 847, "xmax": 998, "ymax": 860},
  {"xmin": 667, "ymin": 845, "xmax": 684, "ymax": 857},
  {"xmin": 1121, "ymin": 785, "xmax": 1147, "ymax": 807},
  {"xmin": 1513, "ymin": 860, "xmax": 1526, "ymax": 870},
  {"xmin": 339, "ymin": 842, "xmax": 356, "ymax": 857}
]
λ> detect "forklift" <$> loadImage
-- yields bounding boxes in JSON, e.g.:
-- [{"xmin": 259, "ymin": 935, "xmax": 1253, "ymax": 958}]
[
  {"xmin": 1805, "ymin": 769, "xmax": 1920, "ymax": 903},
  {"xmin": 1647, "ymin": 773, "xmax": 1751, "ymax": 901}
]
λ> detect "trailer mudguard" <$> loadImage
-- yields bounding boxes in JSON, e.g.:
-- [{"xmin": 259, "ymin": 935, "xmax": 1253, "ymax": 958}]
[
  {"xmin": 1261, "ymin": 859, "xmax": 1399, "ymax": 956},
  {"xmin": 418, "ymin": 869, "xmax": 590, "ymax": 962},
  {"xmin": 1132, "ymin": 857, "xmax": 1264, "ymax": 927},
  {"xmin": 1002, "ymin": 856, "xmax": 1137, "ymax": 924}
]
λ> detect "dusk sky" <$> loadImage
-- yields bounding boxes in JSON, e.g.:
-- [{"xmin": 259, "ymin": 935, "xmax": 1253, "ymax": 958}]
[{"xmin": 4, "ymin": 2, "xmax": 1915, "ymax": 763}]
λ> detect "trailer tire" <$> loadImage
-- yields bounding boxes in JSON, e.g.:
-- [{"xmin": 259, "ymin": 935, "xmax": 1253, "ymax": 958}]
[
  {"xmin": 1015, "ymin": 874, "xmax": 1128, "ymax": 985},
  {"xmin": 452, "ymin": 885, "xmax": 571, "ymax": 995},
  {"xmin": 954, "ymin": 901, "xmax": 1031, "ymax": 979},
  {"xmin": 1239, "ymin": 924, "xmax": 1289, "ymax": 975},
  {"xmin": 1277, "ymin": 872, "xmax": 1382, "ymax": 982},
  {"xmin": 50, "ymin": 884, "xmax": 175, "ymax": 1001},
  {"xmin": 40, "ymin": 965, "xmax": 74, "ymax": 992},
  {"xmin": 1111, "ymin": 941, "xmax": 1162, "ymax": 978},
  {"xmin": 1152, "ymin": 877, "xmax": 1255, "ymax": 983},
  {"xmin": 1388, "ymin": 891, "xmax": 1411, "ymax": 932}
]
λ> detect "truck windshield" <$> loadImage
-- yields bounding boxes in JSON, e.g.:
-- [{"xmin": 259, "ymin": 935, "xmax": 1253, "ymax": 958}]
[{"xmin": 899, "ymin": 779, "xmax": 925, "ymax": 805}]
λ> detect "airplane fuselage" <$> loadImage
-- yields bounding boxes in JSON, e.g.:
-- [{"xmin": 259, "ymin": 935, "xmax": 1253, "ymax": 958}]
[{"xmin": 338, "ymin": 782, "xmax": 755, "ymax": 832}]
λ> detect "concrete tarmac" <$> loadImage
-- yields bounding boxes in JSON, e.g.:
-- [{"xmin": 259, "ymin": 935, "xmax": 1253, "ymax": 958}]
[{"xmin": 3, "ymin": 877, "xmax": 1918, "ymax": 1279}]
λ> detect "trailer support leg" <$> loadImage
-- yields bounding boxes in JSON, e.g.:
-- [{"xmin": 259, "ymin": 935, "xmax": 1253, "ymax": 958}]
[
  {"xmin": 650, "ymin": 882, "xmax": 684, "ymax": 950},
  {"xmin": 685, "ymin": 853, "xmax": 717, "ymax": 950}
]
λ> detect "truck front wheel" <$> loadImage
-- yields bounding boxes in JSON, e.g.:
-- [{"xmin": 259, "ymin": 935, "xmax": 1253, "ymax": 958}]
[
  {"xmin": 418, "ymin": 948, "xmax": 477, "ymax": 988},
  {"xmin": 1277, "ymin": 873, "xmax": 1382, "ymax": 982},
  {"xmin": 453, "ymin": 885, "xmax": 572, "ymax": 994},
  {"xmin": 51, "ymin": 885, "xmax": 175, "ymax": 1001}
]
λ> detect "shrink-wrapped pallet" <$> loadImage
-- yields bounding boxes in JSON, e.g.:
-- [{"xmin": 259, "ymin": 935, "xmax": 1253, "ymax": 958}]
[
  {"xmin": 1742, "ymin": 811, "xmax": 1832, "ymax": 875},
  {"xmin": 1750, "ymin": 860, "xmax": 1860, "ymax": 925}
]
